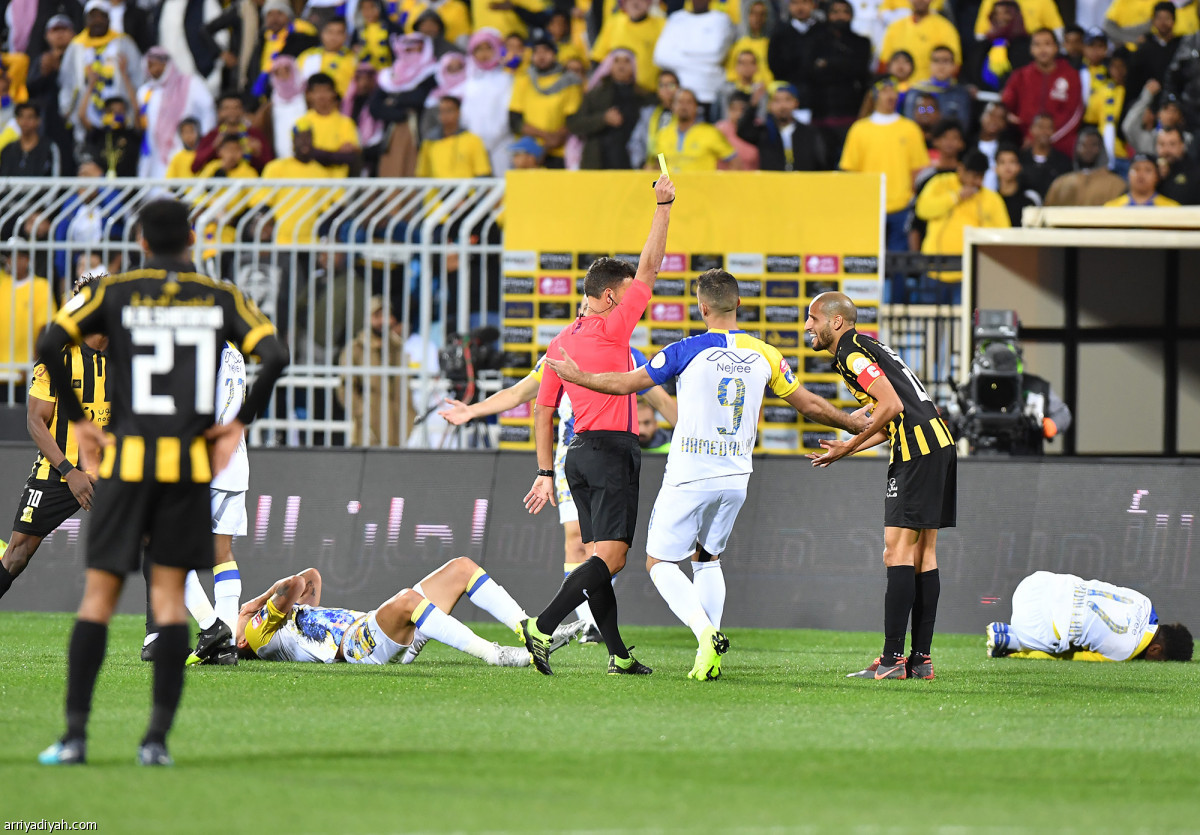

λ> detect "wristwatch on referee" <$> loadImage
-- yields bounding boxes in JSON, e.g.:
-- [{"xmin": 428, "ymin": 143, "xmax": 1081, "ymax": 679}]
[{"xmin": 536, "ymin": 468, "xmax": 554, "ymax": 478}]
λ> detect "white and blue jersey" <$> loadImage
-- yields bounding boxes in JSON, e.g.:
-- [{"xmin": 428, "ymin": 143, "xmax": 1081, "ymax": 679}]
[
  {"xmin": 645, "ymin": 329, "xmax": 799, "ymax": 486},
  {"xmin": 211, "ymin": 341, "xmax": 248, "ymax": 492}
]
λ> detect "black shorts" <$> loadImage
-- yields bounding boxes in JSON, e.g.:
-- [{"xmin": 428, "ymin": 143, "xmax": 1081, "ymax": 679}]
[
  {"xmin": 884, "ymin": 447, "xmax": 957, "ymax": 530},
  {"xmin": 10, "ymin": 477, "xmax": 81, "ymax": 538},
  {"xmin": 86, "ymin": 480, "xmax": 214, "ymax": 574},
  {"xmin": 564, "ymin": 430, "xmax": 641, "ymax": 546}
]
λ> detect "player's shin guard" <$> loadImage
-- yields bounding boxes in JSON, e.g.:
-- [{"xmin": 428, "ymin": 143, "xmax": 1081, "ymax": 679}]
[
  {"xmin": 465, "ymin": 568, "xmax": 527, "ymax": 630},
  {"xmin": 649, "ymin": 562, "xmax": 712, "ymax": 641},
  {"xmin": 882, "ymin": 565, "xmax": 916, "ymax": 661},
  {"xmin": 411, "ymin": 597, "xmax": 493, "ymax": 660},
  {"xmin": 144, "ymin": 624, "xmax": 188, "ymax": 747},
  {"xmin": 184, "ymin": 571, "xmax": 217, "ymax": 630},
  {"xmin": 64, "ymin": 620, "xmax": 108, "ymax": 742},
  {"xmin": 213, "ymin": 561, "xmax": 241, "ymax": 630},
  {"xmin": 910, "ymin": 568, "xmax": 940, "ymax": 657},
  {"xmin": 535, "ymin": 556, "xmax": 608, "ymax": 635},
  {"xmin": 691, "ymin": 559, "xmax": 725, "ymax": 630}
]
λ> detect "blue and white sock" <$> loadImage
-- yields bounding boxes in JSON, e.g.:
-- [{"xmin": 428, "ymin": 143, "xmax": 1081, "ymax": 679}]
[{"xmin": 465, "ymin": 567, "xmax": 527, "ymax": 630}]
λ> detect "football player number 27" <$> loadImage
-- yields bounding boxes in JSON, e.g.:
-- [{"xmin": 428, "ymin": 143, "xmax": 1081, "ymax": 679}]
[
  {"xmin": 131, "ymin": 327, "xmax": 216, "ymax": 415},
  {"xmin": 716, "ymin": 377, "xmax": 746, "ymax": 436}
]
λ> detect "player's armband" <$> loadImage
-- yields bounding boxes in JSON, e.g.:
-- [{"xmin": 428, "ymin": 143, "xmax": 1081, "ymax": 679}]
[{"xmin": 848, "ymin": 353, "xmax": 884, "ymax": 391}]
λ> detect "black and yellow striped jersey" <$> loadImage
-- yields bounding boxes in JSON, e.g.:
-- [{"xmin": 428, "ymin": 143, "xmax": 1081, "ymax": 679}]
[
  {"xmin": 27, "ymin": 344, "xmax": 110, "ymax": 482},
  {"xmin": 834, "ymin": 328, "xmax": 954, "ymax": 464},
  {"xmin": 50, "ymin": 257, "xmax": 276, "ymax": 484}
]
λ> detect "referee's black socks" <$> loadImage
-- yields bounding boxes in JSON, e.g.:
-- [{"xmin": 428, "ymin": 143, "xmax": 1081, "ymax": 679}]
[
  {"xmin": 910, "ymin": 568, "xmax": 941, "ymax": 658},
  {"xmin": 536, "ymin": 555, "xmax": 609, "ymax": 635},
  {"xmin": 585, "ymin": 576, "xmax": 630, "ymax": 660},
  {"xmin": 65, "ymin": 620, "xmax": 108, "ymax": 742},
  {"xmin": 882, "ymin": 565, "xmax": 916, "ymax": 662},
  {"xmin": 143, "ymin": 623, "xmax": 189, "ymax": 747}
]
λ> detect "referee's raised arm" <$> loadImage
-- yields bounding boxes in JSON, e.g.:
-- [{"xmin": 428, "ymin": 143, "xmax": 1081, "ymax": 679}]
[{"xmin": 634, "ymin": 176, "xmax": 676, "ymax": 292}]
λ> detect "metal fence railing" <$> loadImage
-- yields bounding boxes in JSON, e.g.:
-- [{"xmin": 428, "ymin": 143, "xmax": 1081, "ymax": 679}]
[
  {"xmin": 0, "ymin": 177, "xmax": 964, "ymax": 448},
  {"xmin": 0, "ymin": 177, "xmax": 506, "ymax": 449}
]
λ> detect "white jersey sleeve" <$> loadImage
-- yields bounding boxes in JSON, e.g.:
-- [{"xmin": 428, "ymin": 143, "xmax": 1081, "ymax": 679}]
[
  {"xmin": 645, "ymin": 330, "xmax": 800, "ymax": 487},
  {"xmin": 211, "ymin": 342, "xmax": 250, "ymax": 491}
]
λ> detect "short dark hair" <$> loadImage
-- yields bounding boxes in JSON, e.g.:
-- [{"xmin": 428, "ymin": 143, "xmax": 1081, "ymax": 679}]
[
  {"xmin": 1031, "ymin": 27, "xmax": 1059, "ymax": 45},
  {"xmin": 139, "ymin": 199, "xmax": 192, "ymax": 257},
  {"xmin": 218, "ymin": 90, "xmax": 245, "ymax": 107},
  {"xmin": 1032, "ymin": 111, "xmax": 1055, "ymax": 124},
  {"xmin": 696, "ymin": 269, "xmax": 739, "ymax": 313},
  {"xmin": 1156, "ymin": 623, "xmax": 1194, "ymax": 661},
  {"xmin": 582, "ymin": 257, "xmax": 635, "ymax": 298},
  {"xmin": 930, "ymin": 44, "xmax": 955, "ymax": 59},
  {"xmin": 103, "ymin": 96, "xmax": 126, "ymax": 109},
  {"xmin": 962, "ymin": 149, "xmax": 989, "ymax": 174},
  {"xmin": 1064, "ymin": 23, "xmax": 1084, "ymax": 37},
  {"xmin": 439, "ymin": 95, "xmax": 462, "ymax": 109},
  {"xmin": 217, "ymin": 133, "xmax": 244, "ymax": 149},
  {"xmin": 1109, "ymin": 48, "xmax": 1130, "ymax": 68},
  {"xmin": 1153, "ymin": 1, "xmax": 1176, "ymax": 17},
  {"xmin": 1159, "ymin": 124, "xmax": 1186, "ymax": 142},
  {"xmin": 932, "ymin": 118, "xmax": 964, "ymax": 139},
  {"xmin": 14, "ymin": 102, "xmax": 40, "ymax": 118},
  {"xmin": 729, "ymin": 91, "xmax": 752, "ymax": 105},
  {"xmin": 995, "ymin": 142, "xmax": 1021, "ymax": 162},
  {"xmin": 658, "ymin": 69, "xmax": 678, "ymax": 84},
  {"xmin": 307, "ymin": 72, "xmax": 337, "ymax": 92},
  {"xmin": 324, "ymin": 15, "xmax": 348, "ymax": 28},
  {"xmin": 829, "ymin": 0, "xmax": 853, "ymax": 15}
]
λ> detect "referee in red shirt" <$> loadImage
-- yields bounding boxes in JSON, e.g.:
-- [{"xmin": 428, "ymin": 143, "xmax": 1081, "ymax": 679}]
[{"xmin": 519, "ymin": 174, "xmax": 676, "ymax": 675}]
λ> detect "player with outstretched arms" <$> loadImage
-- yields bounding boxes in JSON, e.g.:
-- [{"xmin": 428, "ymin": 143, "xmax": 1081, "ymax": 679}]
[
  {"xmin": 546, "ymin": 269, "xmax": 869, "ymax": 678},
  {"xmin": 987, "ymin": 571, "xmax": 1193, "ymax": 662},
  {"xmin": 805, "ymin": 291, "xmax": 956, "ymax": 681}
]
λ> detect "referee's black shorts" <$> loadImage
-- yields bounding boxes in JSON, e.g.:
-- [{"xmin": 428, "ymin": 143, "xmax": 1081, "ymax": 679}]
[
  {"xmin": 11, "ymin": 477, "xmax": 82, "ymax": 538},
  {"xmin": 87, "ymin": 480, "xmax": 214, "ymax": 574},
  {"xmin": 564, "ymin": 430, "xmax": 641, "ymax": 546},
  {"xmin": 884, "ymin": 446, "xmax": 957, "ymax": 530}
]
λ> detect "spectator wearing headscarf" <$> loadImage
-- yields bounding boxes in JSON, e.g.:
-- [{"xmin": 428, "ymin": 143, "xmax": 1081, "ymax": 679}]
[
  {"xmin": 137, "ymin": 46, "xmax": 217, "ymax": 178},
  {"xmin": 460, "ymin": 28, "xmax": 515, "ymax": 175},
  {"xmin": 371, "ymin": 33, "xmax": 439, "ymax": 176},
  {"xmin": 421, "ymin": 51, "xmax": 468, "ymax": 137},
  {"xmin": 156, "ymin": 0, "xmax": 228, "ymax": 97},
  {"xmin": 344, "ymin": 62, "xmax": 385, "ymax": 173},
  {"xmin": 412, "ymin": 9, "xmax": 462, "ymax": 57},
  {"xmin": 566, "ymin": 48, "xmax": 654, "ymax": 169},
  {"xmin": 266, "ymin": 55, "xmax": 308, "ymax": 160}
]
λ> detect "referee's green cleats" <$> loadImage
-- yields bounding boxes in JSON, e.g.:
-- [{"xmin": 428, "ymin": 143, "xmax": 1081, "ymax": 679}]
[
  {"xmin": 608, "ymin": 648, "xmax": 653, "ymax": 675},
  {"xmin": 518, "ymin": 618, "xmax": 554, "ymax": 675},
  {"xmin": 688, "ymin": 627, "xmax": 729, "ymax": 680}
]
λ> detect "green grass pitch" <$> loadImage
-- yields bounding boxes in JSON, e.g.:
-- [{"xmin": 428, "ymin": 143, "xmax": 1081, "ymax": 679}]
[{"xmin": 2, "ymin": 613, "xmax": 1197, "ymax": 834}]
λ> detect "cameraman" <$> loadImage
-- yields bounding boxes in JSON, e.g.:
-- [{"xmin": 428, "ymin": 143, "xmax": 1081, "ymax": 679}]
[{"xmin": 976, "ymin": 341, "xmax": 1072, "ymax": 456}]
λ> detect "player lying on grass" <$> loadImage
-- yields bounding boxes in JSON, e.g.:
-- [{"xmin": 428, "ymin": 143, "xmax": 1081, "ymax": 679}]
[
  {"xmin": 235, "ymin": 557, "xmax": 583, "ymax": 667},
  {"xmin": 439, "ymin": 339, "xmax": 677, "ymax": 645},
  {"xmin": 987, "ymin": 571, "xmax": 1193, "ymax": 662}
]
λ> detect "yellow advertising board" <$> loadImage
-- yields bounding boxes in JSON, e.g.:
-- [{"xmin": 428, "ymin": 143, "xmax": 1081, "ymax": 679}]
[{"xmin": 499, "ymin": 170, "xmax": 884, "ymax": 453}]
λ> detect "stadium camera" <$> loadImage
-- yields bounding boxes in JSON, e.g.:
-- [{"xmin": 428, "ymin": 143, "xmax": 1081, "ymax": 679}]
[
  {"xmin": 437, "ymin": 326, "xmax": 513, "ymax": 405},
  {"xmin": 946, "ymin": 310, "xmax": 1043, "ymax": 455}
]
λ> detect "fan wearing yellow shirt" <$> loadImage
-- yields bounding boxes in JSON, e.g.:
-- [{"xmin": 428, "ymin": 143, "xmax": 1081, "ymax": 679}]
[
  {"xmin": 1105, "ymin": 0, "xmax": 1199, "ymax": 46},
  {"xmin": 509, "ymin": 37, "xmax": 583, "ymax": 168},
  {"xmin": 164, "ymin": 119, "xmax": 201, "ymax": 179},
  {"xmin": 840, "ymin": 78, "xmax": 929, "ymax": 267},
  {"xmin": 196, "ymin": 135, "xmax": 260, "ymax": 253},
  {"xmin": 472, "ymin": 0, "xmax": 548, "ymax": 41},
  {"xmin": 417, "ymin": 97, "xmax": 494, "ymax": 177},
  {"xmin": 914, "ymin": 150, "xmax": 1010, "ymax": 302},
  {"xmin": 592, "ymin": 0, "xmax": 665, "ymax": 92},
  {"xmin": 648, "ymin": 88, "xmax": 735, "ymax": 171},
  {"xmin": 724, "ymin": 1, "xmax": 773, "ymax": 86},
  {"xmin": 297, "ymin": 17, "xmax": 356, "ymax": 98},
  {"xmin": 974, "ymin": 0, "xmax": 1063, "ymax": 39},
  {"xmin": 256, "ymin": 127, "xmax": 336, "ymax": 245},
  {"xmin": 1104, "ymin": 154, "xmax": 1182, "ymax": 206},
  {"xmin": 879, "ymin": 0, "xmax": 961, "ymax": 81},
  {"xmin": 0, "ymin": 251, "xmax": 56, "ymax": 399},
  {"xmin": 303, "ymin": 73, "xmax": 362, "ymax": 177}
]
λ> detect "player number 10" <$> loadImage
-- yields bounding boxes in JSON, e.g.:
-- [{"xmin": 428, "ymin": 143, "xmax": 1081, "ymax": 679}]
[
  {"xmin": 131, "ymin": 326, "xmax": 216, "ymax": 416},
  {"xmin": 716, "ymin": 377, "xmax": 746, "ymax": 436}
]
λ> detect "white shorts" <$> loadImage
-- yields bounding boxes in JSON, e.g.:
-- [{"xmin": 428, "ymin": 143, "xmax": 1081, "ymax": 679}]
[
  {"xmin": 645, "ymin": 479, "xmax": 748, "ymax": 562},
  {"xmin": 210, "ymin": 488, "xmax": 247, "ymax": 537},
  {"xmin": 341, "ymin": 611, "xmax": 409, "ymax": 665},
  {"xmin": 1008, "ymin": 571, "xmax": 1065, "ymax": 653},
  {"xmin": 554, "ymin": 443, "xmax": 578, "ymax": 525}
]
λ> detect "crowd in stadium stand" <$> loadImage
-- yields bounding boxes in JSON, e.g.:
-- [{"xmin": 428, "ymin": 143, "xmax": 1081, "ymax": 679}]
[{"xmin": 1, "ymin": 0, "xmax": 1198, "ymax": 310}]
